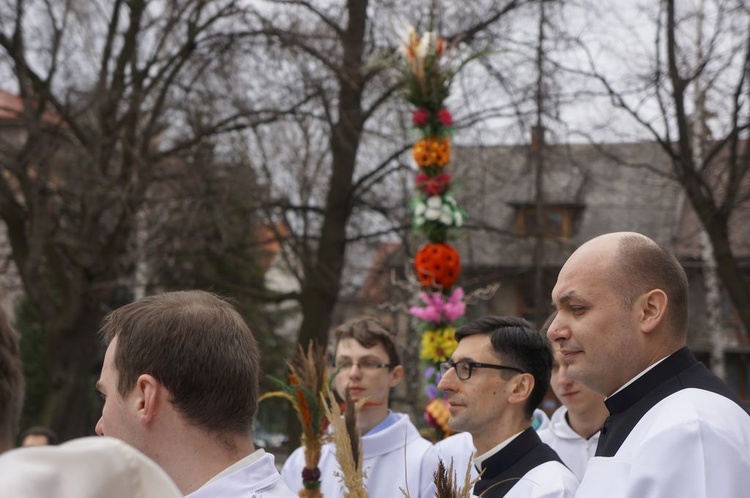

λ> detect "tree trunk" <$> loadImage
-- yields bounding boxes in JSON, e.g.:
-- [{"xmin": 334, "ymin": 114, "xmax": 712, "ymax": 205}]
[
  {"xmin": 703, "ymin": 218, "xmax": 750, "ymax": 338},
  {"xmin": 44, "ymin": 295, "xmax": 108, "ymax": 440},
  {"xmin": 296, "ymin": 0, "xmax": 367, "ymax": 349},
  {"xmin": 701, "ymin": 231, "xmax": 726, "ymax": 379}
]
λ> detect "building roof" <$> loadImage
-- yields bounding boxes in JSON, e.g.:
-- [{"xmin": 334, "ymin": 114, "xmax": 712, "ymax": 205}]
[
  {"xmin": 0, "ymin": 89, "xmax": 64, "ymax": 127},
  {"xmin": 451, "ymin": 140, "xmax": 685, "ymax": 269}
]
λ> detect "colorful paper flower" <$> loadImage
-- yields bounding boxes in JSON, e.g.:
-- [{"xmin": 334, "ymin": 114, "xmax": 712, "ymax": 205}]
[
  {"xmin": 414, "ymin": 242, "xmax": 461, "ymax": 289},
  {"xmin": 420, "ymin": 327, "xmax": 458, "ymax": 362},
  {"xmin": 438, "ymin": 108, "xmax": 453, "ymax": 126},
  {"xmin": 412, "ymin": 137, "xmax": 451, "ymax": 168},
  {"xmin": 410, "ymin": 287, "xmax": 466, "ymax": 324},
  {"xmin": 413, "ymin": 108, "xmax": 430, "ymax": 127}
]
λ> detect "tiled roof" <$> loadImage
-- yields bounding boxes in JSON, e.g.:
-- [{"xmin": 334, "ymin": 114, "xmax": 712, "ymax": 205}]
[{"xmin": 451, "ymin": 141, "xmax": 685, "ymax": 268}]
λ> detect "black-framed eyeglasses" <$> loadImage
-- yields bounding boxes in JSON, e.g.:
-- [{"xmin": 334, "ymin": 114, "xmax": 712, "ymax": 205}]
[{"xmin": 439, "ymin": 359, "xmax": 525, "ymax": 381}]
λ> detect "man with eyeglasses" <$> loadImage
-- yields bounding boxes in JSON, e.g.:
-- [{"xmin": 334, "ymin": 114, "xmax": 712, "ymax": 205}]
[
  {"xmin": 437, "ymin": 316, "xmax": 578, "ymax": 497},
  {"xmin": 281, "ymin": 316, "xmax": 438, "ymax": 497}
]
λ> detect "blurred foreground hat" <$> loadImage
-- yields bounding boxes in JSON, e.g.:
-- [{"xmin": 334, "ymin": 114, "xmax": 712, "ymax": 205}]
[{"xmin": 0, "ymin": 436, "xmax": 181, "ymax": 498}]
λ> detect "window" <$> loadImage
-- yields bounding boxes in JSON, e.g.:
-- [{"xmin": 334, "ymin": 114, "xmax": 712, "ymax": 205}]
[{"xmin": 512, "ymin": 203, "xmax": 582, "ymax": 238}]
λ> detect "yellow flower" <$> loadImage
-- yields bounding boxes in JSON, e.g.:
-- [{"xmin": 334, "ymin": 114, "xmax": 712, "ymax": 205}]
[{"xmin": 420, "ymin": 327, "xmax": 458, "ymax": 362}]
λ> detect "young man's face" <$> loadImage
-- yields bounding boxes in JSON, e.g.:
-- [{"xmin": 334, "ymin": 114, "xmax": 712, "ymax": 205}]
[
  {"xmin": 332, "ymin": 338, "xmax": 402, "ymax": 407},
  {"xmin": 550, "ymin": 350, "xmax": 605, "ymax": 416},
  {"xmin": 95, "ymin": 337, "xmax": 141, "ymax": 446},
  {"xmin": 437, "ymin": 334, "xmax": 517, "ymax": 439}
]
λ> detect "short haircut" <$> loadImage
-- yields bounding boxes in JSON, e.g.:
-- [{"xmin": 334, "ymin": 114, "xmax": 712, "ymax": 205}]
[
  {"xmin": 333, "ymin": 316, "xmax": 401, "ymax": 368},
  {"xmin": 20, "ymin": 426, "xmax": 58, "ymax": 445},
  {"xmin": 615, "ymin": 235, "xmax": 689, "ymax": 336},
  {"xmin": 455, "ymin": 316, "xmax": 552, "ymax": 419},
  {"xmin": 0, "ymin": 306, "xmax": 24, "ymax": 452},
  {"xmin": 99, "ymin": 290, "xmax": 260, "ymax": 435}
]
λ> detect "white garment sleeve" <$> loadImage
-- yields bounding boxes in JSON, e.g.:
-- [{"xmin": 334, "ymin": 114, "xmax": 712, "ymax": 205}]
[
  {"xmin": 578, "ymin": 418, "xmax": 750, "ymax": 498},
  {"xmin": 418, "ymin": 443, "xmax": 441, "ymax": 498},
  {"xmin": 279, "ymin": 446, "xmax": 305, "ymax": 493}
]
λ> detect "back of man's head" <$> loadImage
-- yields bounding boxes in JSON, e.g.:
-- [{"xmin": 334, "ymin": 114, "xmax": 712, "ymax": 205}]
[
  {"xmin": 99, "ymin": 290, "xmax": 260, "ymax": 435},
  {"xmin": 0, "ymin": 306, "xmax": 24, "ymax": 453},
  {"xmin": 334, "ymin": 316, "xmax": 401, "ymax": 367},
  {"xmin": 20, "ymin": 426, "xmax": 59, "ymax": 446},
  {"xmin": 615, "ymin": 234, "xmax": 689, "ymax": 337},
  {"xmin": 456, "ymin": 316, "xmax": 552, "ymax": 419}
]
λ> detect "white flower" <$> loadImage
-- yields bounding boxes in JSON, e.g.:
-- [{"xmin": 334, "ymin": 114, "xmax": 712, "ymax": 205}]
[
  {"xmin": 414, "ymin": 202, "xmax": 427, "ymax": 216},
  {"xmin": 443, "ymin": 195, "xmax": 457, "ymax": 206},
  {"xmin": 425, "ymin": 207, "xmax": 441, "ymax": 220},
  {"xmin": 440, "ymin": 212, "xmax": 453, "ymax": 225},
  {"xmin": 426, "ymin": 196, "xmax": 443, "ymax": 209},
  {"xmin": 414, "ymin": 215, "xmax": 425, "ymax": 226},
  {"xmin": 454, "ymin": 210, "xmax": 464, "ymax": 227}
]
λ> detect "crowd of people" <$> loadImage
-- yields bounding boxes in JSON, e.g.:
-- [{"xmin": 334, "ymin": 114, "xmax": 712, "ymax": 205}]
[{"xmin": 0, "ymin": 231, "xmax": 749, "ymax": 497}]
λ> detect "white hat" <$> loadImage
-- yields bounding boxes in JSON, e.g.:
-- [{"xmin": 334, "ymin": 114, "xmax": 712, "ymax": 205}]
[{"xmin": 0, "ymin": 436, "xmax": 181, "ymax": 498}]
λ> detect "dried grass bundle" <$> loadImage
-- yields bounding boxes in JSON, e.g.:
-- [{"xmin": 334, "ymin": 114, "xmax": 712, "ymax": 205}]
[
  {"xmin": 433, "ymin": 456, "xmax": 479, "ymax": 498},
  {"xmin": 323, "ymin": 388, "xmax": 368, "ymax": 498},
  {"xmin": 260, "ymin": 342, "xmax": 330, "ymax": 496}
]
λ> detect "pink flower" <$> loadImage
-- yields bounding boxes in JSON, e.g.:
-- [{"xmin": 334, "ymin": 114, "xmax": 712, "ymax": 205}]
[
  {"xmin": 438, "ymin": 108, "xmax": 453, "ymax": 126},
  {"xmin": 409, "ymin": 287, "xmax": 466, "ymax": 324},
  {"xmin": 444, "ymin": 288, "xmax": 466, "ymax": 322},
  {"xmin": 413, "ymin": 108, "xmax": 430, "ymax": 127},
  {"xmin": 410, "ymin": 292, "xmax": 442, "ymax": 322}
]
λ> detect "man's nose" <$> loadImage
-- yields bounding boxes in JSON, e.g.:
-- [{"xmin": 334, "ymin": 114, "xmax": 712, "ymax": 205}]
[
  {"xmin": 95, "ymin": 417, "xmax": 104, "ymax": 436},
  {"xmin": 557, "ymin": 368, "xmax": 573, "ymax": 386},
  {"xmin": 437, "ymin": 366, "xmax": 457, "ymax": 392},
  {"xmin": 347, "ymin": 363, "xmax": 363, "ymax": 378},
  {"xmin": 547, "ymin": 314, "xmax": 569, "ymax": 342}
]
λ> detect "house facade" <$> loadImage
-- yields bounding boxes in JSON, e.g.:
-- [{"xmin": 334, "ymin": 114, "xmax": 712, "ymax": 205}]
[{"xmin": 348, "ymin": 138, "xmax": 750, "ymax": 410}]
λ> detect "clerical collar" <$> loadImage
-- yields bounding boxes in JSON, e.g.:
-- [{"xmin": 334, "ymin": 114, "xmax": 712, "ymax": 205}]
[
  {"xmin": 605, "ymin": 347, "xmax": 694, "ymax": 415},
  {"xmin": 473, "ymin": 429, "xmax": 525, "ymax": 470},
  {"xmin": 607, "ymin": 354, "xmax": 670, "ymax": 399}
]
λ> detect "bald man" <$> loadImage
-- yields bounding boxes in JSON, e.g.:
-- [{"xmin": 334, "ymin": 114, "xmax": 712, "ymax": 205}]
[{"xmin": 548, "ymin": 232, "xmax": 750, "ymax": 497}]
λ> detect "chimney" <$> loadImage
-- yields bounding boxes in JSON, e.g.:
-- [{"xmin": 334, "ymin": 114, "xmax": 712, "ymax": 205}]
[{"xmin": 530, "ymin": 125, "xmax": 545, "ymax": 152}]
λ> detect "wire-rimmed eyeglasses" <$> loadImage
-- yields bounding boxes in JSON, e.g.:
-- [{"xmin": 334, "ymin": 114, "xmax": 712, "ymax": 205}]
[
  {"xmin": 439, "ymin": 359, "xmax": 525, "ymax": 381},
  {"xmin": 334, "ymin": 359, "xmax": 392, "ymax": 372}
]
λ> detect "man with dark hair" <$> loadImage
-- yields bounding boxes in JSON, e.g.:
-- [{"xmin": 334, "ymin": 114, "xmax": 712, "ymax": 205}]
[
  {"xmin": 438, "ymin": 316, "xmax": 578, "ymax": 497},
  {"xmin": 19, "ymin": 426, "xmax": 58, "ymax": 447},
  {"xmin": 0, "ymin": 306, "xmax": 24, "ymax": 454},
  {"xmin": 95, "ymin": 290, "xmax": 294, "ymax": 497},
  {"xmin": 281, "ymin": 316, "xmax": 438, "ymax": 497},
  {"xmin": 549, "ymin": 232, "xmax": 750, "ymax": 497}
]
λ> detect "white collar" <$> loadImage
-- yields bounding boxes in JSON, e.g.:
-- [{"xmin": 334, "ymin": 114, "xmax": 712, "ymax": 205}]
[
  {"xmin": 472, "ymin": 430, "xmax": 525, "ymax": 470},
  {"xmin": 608, "ymin": 355, "xmax": 670, "ymax": 398},
  {"xmin": 203, "ymin": 448, "xmax": 265, "ymax": 485}
]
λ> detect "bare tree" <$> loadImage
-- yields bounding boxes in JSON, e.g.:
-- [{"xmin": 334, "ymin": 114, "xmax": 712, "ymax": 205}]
[
  {"xmin": 242, "ymin": 0, "xmax": 531, "ymax": 352},
  {"xmin": 0, "ymin": 0, "xmax": 299, "ymax": 438},
  {"xmin": 567, "ymin": 0, "xmax": 750, "ymax": 335}
]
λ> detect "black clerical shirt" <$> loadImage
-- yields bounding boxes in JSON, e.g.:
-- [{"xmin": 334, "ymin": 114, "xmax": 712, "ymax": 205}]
[
  {"xmin": 596, "ymin": 346, "xmax": 741, "ymax": 457},
  {"xmin": 473, "ymin": 427, "xmax": 564, "ymax": 497}
]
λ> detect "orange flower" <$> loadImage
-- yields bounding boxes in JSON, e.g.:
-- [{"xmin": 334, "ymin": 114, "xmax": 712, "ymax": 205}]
[
  {"xmin": 413, "ymin": 137, "xmax": 451, "ymax": 168},
  {"xmin": 414, "ymin": 242, "xmax": 461, "ymax": 289}
]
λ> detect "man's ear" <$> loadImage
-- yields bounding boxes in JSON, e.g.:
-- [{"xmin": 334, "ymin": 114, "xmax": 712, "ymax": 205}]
[
  {"xmin": 134, "ymin": 374, "xmax": 161, "ymax": 426},
  {"xmin": 638, "ymin": 289, "xmax": 668, "ymax": 334},
  {"xmin": 388, "ymin": 365, "xmax": 404, "ymax": 388},
  {"xmin": 508, "ymin": 373, "xmax": 534, "ymax": 407}
]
